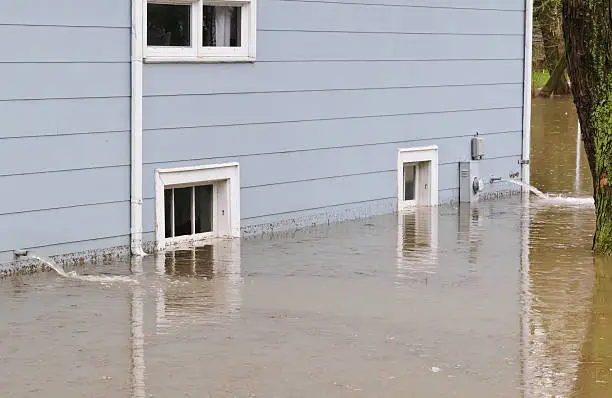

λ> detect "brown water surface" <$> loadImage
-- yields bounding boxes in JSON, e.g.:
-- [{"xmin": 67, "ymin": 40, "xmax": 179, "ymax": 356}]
[{"xmin": 1, "ymin": 97, "xmax": 610, "ymax": 397}]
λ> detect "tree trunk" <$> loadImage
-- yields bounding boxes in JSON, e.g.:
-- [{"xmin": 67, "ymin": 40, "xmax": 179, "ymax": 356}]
[
  {"xmin": 562, "ymin": 0, "xmax": 612, "ymax": 254},
  {"xmin": 535, "ymin": 0, "xmax": 564, "ymax": 72},
  {"xmin": 539, "ymin": 56, "xmax": 571, "ymax": 96}
]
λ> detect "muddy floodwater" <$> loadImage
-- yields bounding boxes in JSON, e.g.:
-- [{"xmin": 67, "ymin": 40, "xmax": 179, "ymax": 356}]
[{"xmin": 2, "ymin": 97, "xmax": 611, "ymax": 397}]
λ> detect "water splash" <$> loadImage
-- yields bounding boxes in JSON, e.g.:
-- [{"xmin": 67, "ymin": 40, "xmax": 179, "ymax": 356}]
[
  {"xmin": 501, "ymin": 179, "xmax": 549, "ymax": 199},
  {"xmin": 501, "ymin": 179, "xmax": 594, "ymax": 207},
  {"xmin": 29, "ymin": 254, "xmax": 139, "ymax": 284},
  {"xmin": 537, "ymin": 194, "xmax": 594, "ymax": 207}
]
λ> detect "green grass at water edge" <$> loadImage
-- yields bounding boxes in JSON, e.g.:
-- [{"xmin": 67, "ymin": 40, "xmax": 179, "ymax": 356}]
[
  {"xmin": 532, "ymin": 70, "xmax": 550, "ymax": 89},
  {"xmin": 532, "ymin": 69, "xmax": 571, "ymax": 90}
]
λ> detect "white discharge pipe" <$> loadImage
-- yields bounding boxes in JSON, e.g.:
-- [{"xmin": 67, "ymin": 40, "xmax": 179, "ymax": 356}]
[
  {"xmin": 521, "ymin": 0, "xmax": 534, "ymax": 186},
  {"xmin": 131, "ymin": 0, "xmax": 146, "ymax": 256}
]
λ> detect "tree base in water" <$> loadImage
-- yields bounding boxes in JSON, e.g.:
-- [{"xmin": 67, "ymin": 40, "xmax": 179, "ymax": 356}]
[{"xmin": 563, "ymin": 0, "xmax": 612, "ymax": 253}]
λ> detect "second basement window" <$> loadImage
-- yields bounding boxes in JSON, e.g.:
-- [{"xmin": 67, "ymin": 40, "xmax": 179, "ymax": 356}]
[
  {"xmin": 146, "ymin": 0, "xmax": 257, "ymax": 62},
  {"xmin": 164, "ymin": 184, "xmax": 214, "ymax": 239}
]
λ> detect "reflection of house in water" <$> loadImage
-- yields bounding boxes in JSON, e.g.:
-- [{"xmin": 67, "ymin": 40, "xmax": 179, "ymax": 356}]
[
  {"xmin": 154, "ymin": 240, "xmax": 242, "ymax": 332},
  {"xmin": 128, "ymin": 241, "xmax": 242, "ymax": 397},
  {"xmin": 396, "ymin": 203, "xmax": 485, "ymax": 285},
  {"xmin": 396, "ymin": 208, "xmax": 438, "ymax": 284},
  {"xmin": 163, "ymin": 245, "xmax": 215, "ymax": 278},
  {"xmin": 457, "ymin": 203, "xmax": 483, "ymax": 268}
]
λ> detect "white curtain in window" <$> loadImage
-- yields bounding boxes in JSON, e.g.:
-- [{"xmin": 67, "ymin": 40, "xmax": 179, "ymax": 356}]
[{"xmin": 215, "ymin": 7, "xmax": 232, "ymax": 46}]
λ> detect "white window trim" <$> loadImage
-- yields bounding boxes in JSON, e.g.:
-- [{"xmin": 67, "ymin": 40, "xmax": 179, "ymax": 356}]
[
  {"xmin": 397, "ymin": 145, "xmax": 439, "ymax": 211},
  {"xmin": 145, "ymin": 0, "xmax": 199, "ymax": 60},
  {"xmin": 155, "ymin": 162, "xmax": 241, "ymax": 251},
  {"xmin": 144, "ymin": 0, "xmax": 257, "ymax": 63}
]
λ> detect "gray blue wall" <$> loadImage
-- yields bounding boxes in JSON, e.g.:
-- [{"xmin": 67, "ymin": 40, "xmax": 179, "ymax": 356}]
[
  {"xmin": 142, "ymin": 0, "xmax": 526, "ymax": 239},
  {"xmin": 0, "ymin": 0, "xmax": 132, "ymax": 263},
  {"xmin": 0, "ymin": 0, "xmax": 526, "ymax": 263}
]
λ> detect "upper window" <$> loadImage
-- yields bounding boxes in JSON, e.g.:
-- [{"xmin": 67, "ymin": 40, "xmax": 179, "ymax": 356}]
[{"xmin": 145, "ymin": 0, "xmax": 256, "ymax": 63}]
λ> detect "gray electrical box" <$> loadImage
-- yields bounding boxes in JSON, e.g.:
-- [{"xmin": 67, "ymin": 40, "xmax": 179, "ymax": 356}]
[
  {"xmin": 471, "ymin": 136, "xmax": 484, "ymax": 160},
  {"xmin": 459, "ymin": 161, "xmax": 483, "ymax": 203}
]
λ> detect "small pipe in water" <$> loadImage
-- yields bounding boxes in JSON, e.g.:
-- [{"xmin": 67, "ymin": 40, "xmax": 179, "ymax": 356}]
[{"xmin": 13, "ymin": 249, "xmax": 29, "ymax": 259}]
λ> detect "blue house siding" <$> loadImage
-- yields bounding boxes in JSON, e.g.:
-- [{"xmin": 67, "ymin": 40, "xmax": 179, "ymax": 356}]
[
  {"xmin": 0, "ymin": 0, "xmax": 526, "ymax": 265},
  {"xmin": 142, "ymin": 0, "xmax": 526, "ymax": 236},
  {"xmin": 0, "ymin": 0, "xmax": 132, "ymax": 263}
]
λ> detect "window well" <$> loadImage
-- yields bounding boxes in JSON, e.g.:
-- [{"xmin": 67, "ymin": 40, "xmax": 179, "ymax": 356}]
[
  {"xmin": 155, "ymin": 162, "xmax": 241, "ymax": 250},
  {"xmin": 397, "ymin": 146, "xmax": 439, "ymax": 210}
]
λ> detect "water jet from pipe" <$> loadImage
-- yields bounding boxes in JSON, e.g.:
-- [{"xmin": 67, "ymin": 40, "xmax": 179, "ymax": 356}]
[{"xmin": 25, "ymin": 253, "xmax": 139, "ymax": 284}]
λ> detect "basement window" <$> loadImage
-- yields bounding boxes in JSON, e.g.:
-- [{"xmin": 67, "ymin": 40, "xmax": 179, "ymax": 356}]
[
  {"xmin": 164, "ymin": 184, "xmax": 214, "ymax": 239},
  {"xmin": 145, "ymin": 0, "xmax": 257, "ymax": 63},
  {"xmin": 155, "ymin": 162, "xmax": 241, "ymax": 250},
  {"xmin": 397, "ymin": 146, "xmax": 439, "ymax": 210}
]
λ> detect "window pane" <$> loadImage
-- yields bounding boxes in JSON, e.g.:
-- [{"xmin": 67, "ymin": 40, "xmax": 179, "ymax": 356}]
[
  {"xmin": 202, "ymin": 5, "xmax": 241, "ymax": 47},
  {"xmin": 147, "ymin": 3, "xmax": 191, "ymax": 46},
  {"xmin": 174, "ymin": 187, "xmax": 193, "ymax": 237},
  {"xmin": 195, "ymin": 185, "xmax": 213, "ymax": 233},
  {"xmin": 164, "ymin": 188, "xmax": 173, "ymax": 238},
  {"xmin": 404, "ymin": 164, "xmax": 416, "ymax": 201}
]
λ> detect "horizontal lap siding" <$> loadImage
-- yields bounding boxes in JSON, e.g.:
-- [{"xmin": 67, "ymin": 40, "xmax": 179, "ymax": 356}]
[
  {"xmin": 145, "ymin": 60, "xmax": 524, "ymax": 96},
  {"xmin": 144, "ymin": 84, "xmax": 523, "ymax": 129},
  {"xmin": 0, "ymin": 63, "xmax": 129, "ymax": 101},
  {"xmin": 141, "ymin": 130, "xmax": 522, "ymax": 198},
  {"xmin": 260, "ymin": 1, "xmax": 524, "ymax": 34},
  {"xmin": 257, "ymin": 32, "xmax": 524, "ymax": 61},
  {"xmin": 0, "ymin": 168, "xmax": 130, "ymax": 216},
  {"xmin": 0, "ymin": 26, "xmax": 129, "ymax": 63},
  {"xmin": 0, "ymin": 132, "xmax": 130, "ymax": 175},
  {"xmin": 0, "ymin": 0, "xmax": 131, "ymax": 262},
  {"xmin": 0, "ymin": 0, "xmax": 130, "ymax": 26},
  {"xmin": 273, "ymin": 0, "xmax": 524, "ymax": 10},
  {"xmin": 0, "ymin": 203, "xmax": 130, "ymax": 263},
  {"xmin": 143, "ymin": 0, "xmax": 525, "ymax": 231},
  {"xmin": 143, "ymin": 108, "xmax": 522, "ymax": 163}
]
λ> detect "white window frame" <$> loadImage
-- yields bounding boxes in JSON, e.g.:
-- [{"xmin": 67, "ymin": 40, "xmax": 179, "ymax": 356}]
[
  {"xmin": 155, "ymin": 162, "xmax": 241, "ymax": 251},
  {"xmin": 397, "ymin": 146, "xmax": 439, "ymax": 211},
  {"xmin": 144, "ymin": 0, "xmax": 257, "ymax": 63},
  {"xmin": 163, "ymin": 183, "xmax": 219, "ymax": 245}
]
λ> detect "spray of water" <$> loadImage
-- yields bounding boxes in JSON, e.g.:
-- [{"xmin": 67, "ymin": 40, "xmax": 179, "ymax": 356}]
[
  {"xmin": 501, "ymin": 178, "xmax": 549, "ymax": 199},
  {"xmin": 536, "ymin": 194, "xmax": 594, "ymax": 206},
  {"xmin": 28, "ymin": 254, "xmax": 139, "ymax": 284},
  {"xmin": 501, "ymin": 179, "xmax": 594, "ymax": 206}
]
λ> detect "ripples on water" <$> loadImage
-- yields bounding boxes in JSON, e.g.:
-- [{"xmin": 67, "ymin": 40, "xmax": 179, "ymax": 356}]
[{"xmin": 1, "ymin": 97, "xmax": 610, "ymax": 397}]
